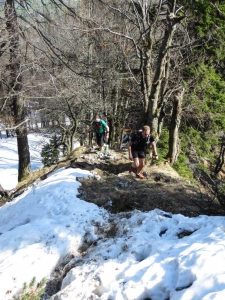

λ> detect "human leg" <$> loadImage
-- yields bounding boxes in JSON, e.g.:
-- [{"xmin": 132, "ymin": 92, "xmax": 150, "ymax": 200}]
[
  {"xmin": 129, "ymin": 149, "xmax": 139, "ymax": 174},
  {"xmin": 132, "ymin": 157, "xmax": 140, "ymax": 168},
  {"xmin": 129, "ymin": 157, "xmax": 139, "ymax": 174},
  {"xmin": 136, "ymin": 151, "xmax": 146, "ymax": 179},
  {"xmin": 130, "ymin": 150, "xmax": 139, "ymax": 167},
  {"xmin": 136, "ymin": 158, "xmax": 145, "ymax": 174},
  {"xmin": 96, "ymin": 133, "xmax": 104, "ymax": 151}
]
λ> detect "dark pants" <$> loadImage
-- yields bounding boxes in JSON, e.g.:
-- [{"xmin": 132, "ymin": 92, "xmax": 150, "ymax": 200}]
[
  {"xmin": 96, "ymin": 132, "xmax": 105, "ymax": 147},
  {"xmin": 131, "ymin": 148, "xmax": 146, "ymax": 158}
]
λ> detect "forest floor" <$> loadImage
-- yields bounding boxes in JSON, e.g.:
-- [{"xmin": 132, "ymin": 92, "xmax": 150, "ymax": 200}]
[{"xmin": 2, "ymin": 145, "xmax": 225, "ymax": 218}]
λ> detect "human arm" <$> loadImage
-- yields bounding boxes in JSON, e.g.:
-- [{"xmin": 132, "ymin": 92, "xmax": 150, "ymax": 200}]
[
  {"xmin": 84, "ymin": 125, "xmax": 93, "ymax": 137},
  {"xmin": 105, "ymin": 125, "xmax": 109, "ymax": 139},
  {"xmin": 128, "ymin": 140, "xmax": 133, "ymax": 161},
  {"xmin": 151, "ymin": 141, "xmax": 159, "ymax": 160}
]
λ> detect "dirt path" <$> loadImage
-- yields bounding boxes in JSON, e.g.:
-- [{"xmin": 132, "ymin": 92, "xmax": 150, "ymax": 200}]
[
  {"xmin": 73, "ymin": 147, "xmax": 225, "ymax": 217},
  {"xmin": 1, "ymin": 145, "xmax": 224, "ymax": 217}
]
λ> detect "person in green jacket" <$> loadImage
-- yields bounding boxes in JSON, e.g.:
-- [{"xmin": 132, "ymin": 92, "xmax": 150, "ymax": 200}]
[{"xmin": 85, "ymin": 114, "xmax": 109, "ymax": 152}]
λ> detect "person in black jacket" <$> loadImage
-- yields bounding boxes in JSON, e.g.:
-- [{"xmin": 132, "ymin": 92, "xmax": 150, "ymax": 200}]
[{"xmin": 128, "ymin": 125, "xmax": 158, "ymax": 179}]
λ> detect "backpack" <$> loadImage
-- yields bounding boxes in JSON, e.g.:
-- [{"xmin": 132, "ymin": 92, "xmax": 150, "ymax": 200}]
[
  {"xmin": 132, "ymin": 130, "xmax": 151, "ymax": 146},
  {"xmin": 93, "ymin": 120, "xmax": 105, "ymax": 132}
]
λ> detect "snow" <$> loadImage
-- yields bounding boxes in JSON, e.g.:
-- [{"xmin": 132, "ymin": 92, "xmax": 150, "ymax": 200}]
[
  {"xmin": 0, "ymin": 133, "xmax": 49, "ymax": 190},
  {"xmin": 0, "ymin": 132, "xmax": 225, "ymax": 300}
]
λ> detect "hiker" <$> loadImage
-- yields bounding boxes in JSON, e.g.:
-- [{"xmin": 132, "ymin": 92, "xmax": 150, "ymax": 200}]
[
  {"xmin": 128, "ymin": 125, "xmax": 158, "ymax": 179},
  {"xmin": 85, "ymin": 114, "xmax": 109, "ymax": 152}
]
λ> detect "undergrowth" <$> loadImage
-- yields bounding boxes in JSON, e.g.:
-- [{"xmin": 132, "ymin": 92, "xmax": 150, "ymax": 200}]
[
  {"xmin": 13, "ymin": 277, "xmax": 46, "ymax": 300},
  {"xmin": 157, "ymin": 128, "xmax": 194, "ymax": 182},
  {"xmin": 217, "ymin": 183, "xmax": 225, "ymax": 207},
  {"xmin": 0, "ymin": 195, "xmax": 7, "ymax": 206},
  {"xmin": 173, "ymin": 152, "xmax": 194, "ymax": 182}
]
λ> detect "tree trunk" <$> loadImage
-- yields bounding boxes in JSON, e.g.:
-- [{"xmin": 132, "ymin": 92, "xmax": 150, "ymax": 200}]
[
  {"xmin": 167, "ymin": 88, "xmax": 184, "ymax": 164},
  {"xmin": 140, "ymin": 46, "xmax": 153, "ymax": 117},
  {"xmin": 109, "ymin": 86, "xmax": 118, "ymax": 146},
  {"xmin": 215, "ymin": 136, "xmax": 225, "ymax": 174},
  {"xmin": 5, "ymin": 0, "xmax": 30, "ymax": 181},
  {"xmin": 146, "ymin": 14, "xmax": 178, "ymax": 134},
  {"xmin": 119, "ymin": 96, "xmax": 129, "ymax": 150}
]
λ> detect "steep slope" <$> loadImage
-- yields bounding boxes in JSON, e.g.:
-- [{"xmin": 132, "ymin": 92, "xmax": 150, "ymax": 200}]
[
  {"xmin": 73, "ymin": 146, "xmax": 224, "ymax": 217},
  {"xmin": 1, "ymin": 145, "xmax": 224, "ymax": 217}
]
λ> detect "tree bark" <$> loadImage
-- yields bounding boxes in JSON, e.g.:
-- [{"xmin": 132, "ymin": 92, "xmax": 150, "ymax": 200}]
[
  {"xmin": 215, "ymin": 136, "xmax": 225, "ymax": 174},
  {"xmin": 146, "ymin": 5, "xmax": 179, "ymax": 134},
  {"xmin": 5, "ymin": 0, "xmax": 30, "ymax": 181},
  {"xmin": 167, "ymin": 88, "xmax": 184, "ymax": 164}
]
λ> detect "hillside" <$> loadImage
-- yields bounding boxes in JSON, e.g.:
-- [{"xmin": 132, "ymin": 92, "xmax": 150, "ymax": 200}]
[
  {"xmin": 1, "ymin": 144, "xmax": 225, "ymax": 299},
  {"xmin": 73, "ymin": 146, "xmax": 225, "ymax": 217},
  {"xmin": 3, "ymin": 145, "xmax": 224, "ymax": 218}
]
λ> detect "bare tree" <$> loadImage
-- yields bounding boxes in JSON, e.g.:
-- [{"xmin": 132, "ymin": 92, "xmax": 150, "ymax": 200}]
[
  {"xmin": 167, "ymin": 88, "xmax": 184, "ymax": 164},
  {"xmin": 4, "ymin": 0, "xmax": 30, "ymax": 181},
  {"xmin": 85, "ymin": 0, "xmax": 186, "ymax": 135}
]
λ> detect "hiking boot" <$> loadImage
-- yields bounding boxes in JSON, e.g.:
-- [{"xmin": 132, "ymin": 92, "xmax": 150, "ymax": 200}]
[
  {"xmin": 136, "ymin": 173, "xmax": 145, "ymax": 179},
  {"xmin": 129, "ymin": 165, "xmax": 136, "ymax": 175}
]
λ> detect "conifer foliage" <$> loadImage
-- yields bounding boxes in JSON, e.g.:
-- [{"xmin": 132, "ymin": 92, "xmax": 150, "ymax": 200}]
[
  {"xmin": 41, "ymin": 135, "xmax": 60, "ymax": 167},
  {"xmin": 14, "ymin": 277, "xmax": 46, "ymax": 300}
]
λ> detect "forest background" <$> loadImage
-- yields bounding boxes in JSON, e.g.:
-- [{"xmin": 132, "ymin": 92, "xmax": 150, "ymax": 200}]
[{"xmin": 0, "ymin": 0, "xmax": 225, "ymax": 200}]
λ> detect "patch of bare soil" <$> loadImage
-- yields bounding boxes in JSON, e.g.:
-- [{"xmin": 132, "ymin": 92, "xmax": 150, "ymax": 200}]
[{"xmin": 73, "ymin": 146, "xmax": 225, "ymax": 217}]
